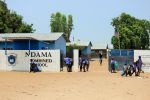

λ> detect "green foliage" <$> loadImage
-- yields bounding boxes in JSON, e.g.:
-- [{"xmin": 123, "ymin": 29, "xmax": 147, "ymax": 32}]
[
  {"xmin": 67, "ymin": 15, "xmax": 73, "ymax": 39},
  {"xmin": 111, "ymin": 13, "xmax": 150, "ymax": 49},
  {"xmin": 50, "ymin": 12, "xmax": 73, "ymax": 41},
  {"xmin": 66, "ymin": 44, "xmax": 84, "ymax": 53},
  {"xmin": 111, "ymin": 36, "xmax": 119, "ymax": 49},
  {"xmin": 0, "ymin": 0, "xmax": 34, "ymax": 33},
  {"xmin": 66, "ymin": 44, "xmax": 84, "ymax": 57}
]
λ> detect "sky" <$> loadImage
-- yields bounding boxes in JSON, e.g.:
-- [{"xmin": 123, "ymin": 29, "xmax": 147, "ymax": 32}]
[{"xmin": 5, "ymin": 0, "xmax": 150, "ymax": 45}]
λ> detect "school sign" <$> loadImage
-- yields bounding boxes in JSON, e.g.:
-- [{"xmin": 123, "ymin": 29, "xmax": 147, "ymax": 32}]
[{"xmin": 0, "ymin": 50, "xmax": 60, "ymax": 72}]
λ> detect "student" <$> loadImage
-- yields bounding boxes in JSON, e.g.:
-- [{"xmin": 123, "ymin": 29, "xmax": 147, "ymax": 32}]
[
  {"xmin": 82, "ymin": 58, "xmax": 86, "ymax": 72},
  {"xmin": 30, "ymin": 59, "xmax": 34, "ymax": 72},
  {"xmin": 131, "ymin": 62, "xmax": 138, "ymax": 76},
  {"xmin": 70, "ymin": 58, "xmax": 73, "ymax": 72},
  {"xmin": 30, "ymin": 59, "xmax": 40, "ymax": 73},
  {"xmin": 85, "ymin": 58, "xmax": 90, "ymax": 71},
  {"xmin": 99, "ymin": 52, "xmax": 103, "ymax": 66},
  {"xmin": 110, "ymin": 58, "xmax": 115, "ymax": 73},
  {"xmin": 64, "ymin": 56, "xmax": 72, "ymax": 72},
  {"xmin": 121, "ymin": 64, "xmax": 128, "ymax": 76},
  {"xmin": 79, "ymin": 57, "xmax": 83, "ymax": 72},
  {"xmin": 127, "ymin": 64, "xmax": 132, "ymax": 76},
  {"xmin": 137, "ymin": 56, "xmax": 144, "ymax": 75}
]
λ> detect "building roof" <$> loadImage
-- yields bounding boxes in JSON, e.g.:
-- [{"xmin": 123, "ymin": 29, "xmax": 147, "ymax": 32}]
[
  {"xmin": 91, "ymin": 44, "xmax": 113, "ymax": 50},
  {"xmin": 66, "ymin": 41, "xmax": 92, "ymax": 47},
  {"xmin": 0, "ymin": 33, "xmax": 64, "ymax": 41},
  {"xmin": 0, "ymin": 37, "xmax": 12, "ymax": 42}
]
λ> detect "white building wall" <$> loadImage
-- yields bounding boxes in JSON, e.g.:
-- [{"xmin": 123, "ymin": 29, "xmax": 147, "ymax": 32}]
[
  {"xmin": 134, "ymin": 50, "xmax": 150, "ymax": 72},
  {"xmin": 73, "ymin": 49, "xmax": 79, "ymax": 72},
  {"xmin": 0, "ymin": 50, "xmax": 7, "ymax": 70},
  {"xmin": 0, "ymin": 50, "xmax": 60, "ymax": 72}
]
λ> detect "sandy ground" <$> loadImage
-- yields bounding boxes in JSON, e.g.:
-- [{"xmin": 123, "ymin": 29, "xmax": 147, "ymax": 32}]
[{"xmin": 0, "ymin": 59, "xmax": 150, "ymax": 100}]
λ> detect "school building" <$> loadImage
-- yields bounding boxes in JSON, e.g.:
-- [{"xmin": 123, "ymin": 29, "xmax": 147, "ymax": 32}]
[{"xmin": 0, "ymin": 33, "xmax": 66, "ymax": 56}]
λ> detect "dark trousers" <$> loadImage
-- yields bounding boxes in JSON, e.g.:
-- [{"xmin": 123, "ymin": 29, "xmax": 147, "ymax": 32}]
[
  {"xmin": 67, "ymin": 64, "xmax": 72, "ymax": 72},
  {"xmin": 137, "ymin": 67, "xmax": 141, "ymax": 76},
  {"xmin": 82, "ymin": 63, "xmax": 86, "ymax": 72},
  {"xmin": 132, "ymin": 69, "xmax": 138, "ymax": 76},
  {"xmin": 80, "ymin": 64, "xmax": 82, "ymax": 72},
  {"xmin": 111, "ymin": 63, "xmax": 115, "ymax": 73},
  {"xmin": 86, "ymin": 64, "xmax": 89, "ymax": 71},
  {"xmin": 100, "ymin": 59, "xmax": 102, "ymax": 65}
]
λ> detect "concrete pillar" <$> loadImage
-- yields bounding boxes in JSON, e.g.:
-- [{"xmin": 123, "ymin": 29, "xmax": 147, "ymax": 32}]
[{"xmin": 73, "ymin": 49, "xmax": 79, "ymax": 72}]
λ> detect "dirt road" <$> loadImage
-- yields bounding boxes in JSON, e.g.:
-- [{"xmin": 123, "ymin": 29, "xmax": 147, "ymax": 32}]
[{"xmin": 0, "ymin": 59, "xmax": 150, "ymax": 100}]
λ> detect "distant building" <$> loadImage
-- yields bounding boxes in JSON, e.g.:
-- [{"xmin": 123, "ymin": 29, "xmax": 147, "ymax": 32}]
[
  {"xmin": 0, "ymin": 33, "xmax": 66, "ymax": 56},
  {"xmin": 91, "ymin": 44, "xmax": 113, "ymax": 58},
  {"xmin": 66, "ymin": 41, "xmax": 92, "ymax": 57}
]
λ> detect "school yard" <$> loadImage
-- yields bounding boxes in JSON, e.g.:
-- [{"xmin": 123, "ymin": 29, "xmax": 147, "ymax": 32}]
[{"xmin": 0, "ymin": 59, "xmax": 150, "ymax": 100}]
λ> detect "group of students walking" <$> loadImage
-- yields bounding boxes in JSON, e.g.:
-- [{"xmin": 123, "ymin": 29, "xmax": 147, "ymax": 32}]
[
  {"xmin": 121, "ymin": 56, "xmax": 144, "ymax": 77},
  {"xmin": 79, "ymin": 57, "xmax": 90, "ymax": 72},
  {"xmin": 64, "ymin": 56, "xmax": 90, "ymax": 72},
  {"xmin": 110, "ymin": 56, "xmax": 144, "ymax": 77}
]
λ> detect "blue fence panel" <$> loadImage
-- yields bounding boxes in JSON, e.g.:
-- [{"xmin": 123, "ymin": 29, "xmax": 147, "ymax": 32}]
[
  {"xmin": 121, "ymin": 50, "xmax": 127, "ymax": 56},
  {"xmin": 109, "ymin": 49, "xmax": 134, "ymax": 71},
  {"xmin": 110, "ymin": 50, "xmax": 120, "ymax": 56},
  {"xmin": 128, "ymin": 50, "xmax": 134, "ymax": 56}
]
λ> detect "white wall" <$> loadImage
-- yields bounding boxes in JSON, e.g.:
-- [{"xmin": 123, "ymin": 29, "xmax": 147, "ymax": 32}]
[
  {"xmin": 73, "ymin": 49, "xmax": 79, "ymax": 72},
  {"xmin": 134, "ymin": 50, "xmax": 150, "ymax": 72},
  {"xmin": 0, "ymin": 50, "xmax": 60, "ymax": 72},
  {"xmin": 0, "ymin": 50, "xmax": 7, "ymax": 70}
]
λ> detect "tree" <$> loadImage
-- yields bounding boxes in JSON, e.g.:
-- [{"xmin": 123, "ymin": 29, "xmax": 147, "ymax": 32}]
[
  {"xmin": 50, "ymin": 12, "xmax": 73, "ymax": 41},
  {"xmin": 61, "ymin": 15, "xmax": 67, "ymax": 34},
  {"xmin": 111, "ymin": 13, "xmax": 150, "ymax": 49},
  {"xmin": 0, "ymin": 0, "xmax": 34, "ymax": 33},
  {"xmin": 67, "ymin": 15, "xmax": 73, "ymax": 40}
]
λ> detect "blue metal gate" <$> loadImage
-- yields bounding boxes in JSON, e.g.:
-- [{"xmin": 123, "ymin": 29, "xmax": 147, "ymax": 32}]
[{"xmin": 108, "ymin": 49, "xmax": 134, "ymax": 71}]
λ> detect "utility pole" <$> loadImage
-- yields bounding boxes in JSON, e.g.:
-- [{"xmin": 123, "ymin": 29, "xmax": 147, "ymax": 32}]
[{"xmin": 118, "ymin": 32, "xmax": 120, "ymax": 49}]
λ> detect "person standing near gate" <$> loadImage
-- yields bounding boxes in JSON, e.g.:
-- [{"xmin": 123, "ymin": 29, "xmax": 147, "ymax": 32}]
[
  {"xmin": 70, "ymin": 57, "xmax": 73, "ymax": 72},
  {"xmin": 99, "ymin": 52, "xmax": 103, "ymax": 66},
  {"xmin": 137, "ymin": 56, "xmax": 144, "ymax": 75},
  {"xmin": 85, "ymin": 58, "xmax": 90, "ymax": 71},
  {"xmin": 64, "ymin": 56, "xmax": 72, "ymax": 72},
  {"xmin": 79, "ymin": 56, "xmax": 83, "ymax": 72},
  {"xmin": 110, "ymin": 58, "xmax": 116, "ymax": 73},
  {"xmin": 82, "ymin": 57, "xmax": 86, "ymax": 72}
]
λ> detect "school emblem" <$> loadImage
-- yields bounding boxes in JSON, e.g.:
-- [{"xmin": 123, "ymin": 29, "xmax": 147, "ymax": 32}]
[{"xmin": 8, "ymin": 54, "xmax": 17, "ymax": 65}]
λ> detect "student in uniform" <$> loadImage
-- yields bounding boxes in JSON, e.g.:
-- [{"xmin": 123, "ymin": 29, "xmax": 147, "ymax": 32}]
[
  {"xmin": 99, "ymin": 53, "xmax": 103, "ymax": 66},
  {"xmin": 110, "ymin": 58, "xmax": 115, "ymax": 73},
  {"xmin": 79, "ymin": 57, "xmax": 83, "ymax": 72},
  {"xmin": 82, "ymin": 58, "xmax": 86, "ymax": 72},
  {"xmin": 30, "ymin": 59, "xmax": 34, "ymax": 72},
  {"xmin": 137, "ymin": 56, "xmax": 144, "ymax": 76},
  {"xmin": 132, "ymin": 62, "xmax": 138, "ymax": 76},
  {"xmin": 30, "ymin": 59, "xmax": 40, "ymax": 73},
  {"xmin": 85, "ymin": 58, "xmax": 90, "ymax": 71},
  {"xmin": 70, "ymin": 58, "xmax": 73, "ymax": 72},
  {"xmin": 127, "ymin": 64, "xmax": 132, "ymax": 76},
  {"xmin": 121, "ymin": 64, "xmax": 128, "ymax": 76},
  {"xmin": 64, "ymin": 56, "xmax": 72, "ymax": 72}
]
